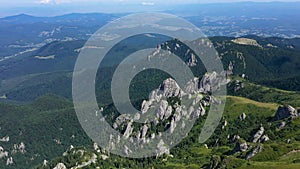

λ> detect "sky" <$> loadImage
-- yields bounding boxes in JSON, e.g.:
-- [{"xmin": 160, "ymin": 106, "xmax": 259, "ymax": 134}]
[
  {"xmin": 2, "ymin": 0, "xmax": 300, "ymax": 6},
  {"xmin": 1, "ymin": 0, "xmax": 300, "ymax": 17}
]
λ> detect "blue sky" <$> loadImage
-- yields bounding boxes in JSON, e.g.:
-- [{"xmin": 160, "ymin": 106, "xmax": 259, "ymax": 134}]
[
  {"xmin": 1, "ymin": 0, "xmax": 300, "ymax": 17},
  {"xmin": 3, "ymin": 0, "xmax": 300, "ymax": 6}
]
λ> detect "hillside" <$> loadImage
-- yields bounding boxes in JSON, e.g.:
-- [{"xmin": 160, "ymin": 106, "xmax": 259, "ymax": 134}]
[
  {"xmin": 32, "ymin": 93, "xmax": 300, "ymax": 169},
  {"xmin": 0, "ymin": 35, "xmax": 299, "ymax": 168},
  {"xmin": 0, "ymin": 74, "xmax": 300, "ymax": 168},
  {"xmin": 1, "ymin": 35, "xmax": 300, "ymax": 104}
]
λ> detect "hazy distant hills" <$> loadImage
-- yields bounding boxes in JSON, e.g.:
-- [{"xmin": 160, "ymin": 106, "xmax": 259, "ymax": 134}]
[
  {"xmin": 1, "ymin": 2, "xmax": 300, "ymax": 58},
  {"xmin": 0, "ymin": 13, "xmax": 122, "ymax": 58}
]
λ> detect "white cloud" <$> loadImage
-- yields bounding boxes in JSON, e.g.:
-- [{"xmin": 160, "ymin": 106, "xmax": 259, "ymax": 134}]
[
  {"xmin": 38, "ymin": 0, "xmax": 56, "ymax": 4},
  {"xmin": 141, "ymin": 2, "xmax": 155, "ymax": 6},
  {"xmin": 38, "ymin": 0, "xmax": 72, "ymax": 5}
]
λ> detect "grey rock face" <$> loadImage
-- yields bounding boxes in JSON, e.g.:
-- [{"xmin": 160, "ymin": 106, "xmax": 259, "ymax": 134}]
[
  {"xmin": 252, "ymin": 127, "xmax": 264, "ymax": 143},
  {"xmin": 141, "ymin": 100, "xmax": 151, "ymax": 114},
  {"xmin": 199, "ymin": 72, "xmax": 228, "ymax": 94},
  {"xmin": 184, "ymin": 77, "xmax": 200, "ymax": 94},
  {"xmin": 160, "ymin": 78, "xmax": 182, "ymax": 98},
  {"xmin": 274, "ymin": 105, "xmax": 298, "ymax": 120},
  {"xmin": 108, "ymin": 72, "xmax": 213, "ymax": 158},
  {"xmin": 149, "ymin": 89, "xmax": 162, "ymax": 102},
  {"xmin": 156, "ymin": 100, "xmax": 172, "ymax": 120},
  {"xmin": 199, "ymin": 72, "xmax": 217, "ymax": 93}
]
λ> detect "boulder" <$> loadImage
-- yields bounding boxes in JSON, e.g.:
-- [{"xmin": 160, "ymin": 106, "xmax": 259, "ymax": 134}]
[
  {"xmin": 6, "ymin": 157, "xmax": 13, "ymax": 166},
  {"xmin": 259, "ymin": 135, "xmax": 270, "ymax": 143},
  {"xmin": 239, "ymin": 113, "xmax": 247, "ymax": 121},
  {"xmin": 278, "ymin": 121, "xmax": 286, "ymax": 130}
]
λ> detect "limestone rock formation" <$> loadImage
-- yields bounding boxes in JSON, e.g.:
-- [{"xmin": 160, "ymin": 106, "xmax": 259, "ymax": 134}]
[
  {"xmin": 234, "ymin": 140, "xmax": 249, "ymax": 153},
  {"xmin": 53, "ymin": 163, "xmax": 67, "ymax": 169},
  {"xmin": 246, "ymin": 145, "xmax": 263, "ymax": 160},
  {"xmin": 252, "ymin": 126, "xmax": 264, "ymax": 143},
  {"xmin": 259, "ymin": 135, "xmax": 270, "ymax": 143},
  {"xmin": 156, "ymin": 139, "xmax": 170, "ymax": 157},
  {"xmin": 184, "ymin": 77, "xmax": 200, "ymax": 94},
  {"xmin": 187, "ymin": 53, "xmax": 197, "ymax": 67},
  {"xmin": 123, "ymin": 121, "xmax": 133, "ymax": 139},
  {"xmin": 274, "ymin": 105, "xmax": 298, "ymax": 120},
  {"xmin": 160, "ymin": 78, "xmax": 182, "ymax": 98}
]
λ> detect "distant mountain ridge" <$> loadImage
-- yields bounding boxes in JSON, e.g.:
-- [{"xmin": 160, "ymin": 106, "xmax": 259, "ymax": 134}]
[{"xmin": 0, "ymin": 35, "xmax": 299, "ymax": 103}]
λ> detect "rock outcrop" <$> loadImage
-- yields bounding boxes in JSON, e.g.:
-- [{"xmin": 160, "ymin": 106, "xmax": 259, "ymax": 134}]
[
  {"xmin": 259, "ymin": 135, "xmax": 270, "ymax": 143},
  {"xmin": 53, "ymin": 163, "xmax": 67, "ymax": 169},
  {"xmin": 109, "ymin": 73, "xmax": 212, "ymax": 157},
  {"xmin": 245, "ymin": 145, "xmax": 263, "ymax": 160},
  {"xmin": 160, "ymin": 78, "xmax": 182, "ymax": 98},
  {"xmin": 274, "ymin": 105, "xmax": 298, "ymax": 120},
  {"xmin": 0, "ymin": 147, "xmax": 8, "ymax": 159},
  {"xmin": 123, "ymin": 121, "xmax": 133, "ymax": 139},
  {"xmin": 156, "ymin": 139, "xmax": 170, "ymax": 157},
  {"xmin": 0, "ymin": 136, "xmax": 9, "ymax": 142},
  {"xmin": 278, "ymin": 121, "xmax": 286, "ymax": 130},
  {"xmin": 6, "ymin": 157, "xmax": 13, "ymax": 166},
  {"xmin": 155, "ymin": 100, "xmax": 172, "ymax": 121},
  {"xmin": 234, "ymin": 140, "xmax": 249, "ymax": 153},
  {"xmin": 252, "ymin": 126, "xmax": 264, "ymax": 143},
  {"xmin": 187, "ymin": 53, "xmax": 197, "ymax": 67}
]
